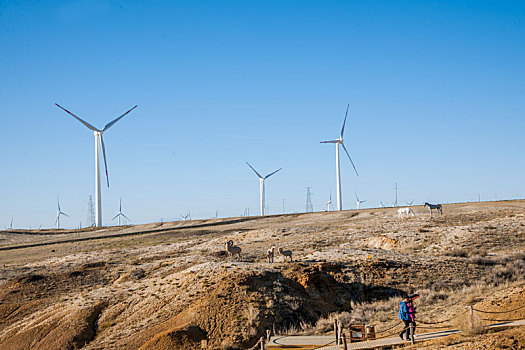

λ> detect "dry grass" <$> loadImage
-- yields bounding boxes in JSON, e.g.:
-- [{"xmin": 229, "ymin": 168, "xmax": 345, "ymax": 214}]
[{"xmin": 0, "ymin": 200, "xmax": 524, "ymax": 349}]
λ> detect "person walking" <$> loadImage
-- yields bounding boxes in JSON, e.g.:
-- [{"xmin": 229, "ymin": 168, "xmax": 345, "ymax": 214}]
[
  {"xmin": 407, "ymin": 298, "xmax": 417, "ymax": 337},
  {"xmin": 398, "ymin": 295, "xmax": 412, "ymax": 341}
]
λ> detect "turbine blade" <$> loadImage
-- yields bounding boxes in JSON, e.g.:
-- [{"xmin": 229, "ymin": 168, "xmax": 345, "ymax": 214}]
[
  {"xmin": 320, "ymin": 140, "xmax": 339, "ymax": 143},
  {"xmin": 55, "ymin": 103, "xmax": 100, "ymax": 131},
  {"xmin": 100, "ymin": 135, "xmax": 110, "ymax": 187},
  {"xmin": 55, "ymin": 217, "xmax": 59, "ymax": 225},
  {"xmin": 112, "ymin": 213, "xmax": 119, "ymax": 220},
  {"xmin": 102, "ymin": 105, "xmax": 137, "ymax": 132},
  {"xmin": 340, "ymin": 104, "xmax": 349, "ymax": 139},
  {"xmin": 57, "ymin": 196, "xmax": 60, "ymax": 211},
  {"xmin": 341, "ymin": 142, "xmax": 359, "ymax": 176},
  {"xmin": 119, "ymin": 198, "xmax": 122, "ymax": 212},
  {"xmin": 61, "ymin": 212, "xmax": 69, "ymax": 217},
  {"xmin": 246, "ymin": 162, "xmax": 263, "ymax": 179},
  {"xmin": 355, "ymin": 193, "xmax": 359, "ymax": 201},
  {"xmin": 121, "ymin": 213, "xmax": 131, "ymax": 221},
  {"xmin": 264, "ymin": 168, "xmax": 282, "ymax": 179}
]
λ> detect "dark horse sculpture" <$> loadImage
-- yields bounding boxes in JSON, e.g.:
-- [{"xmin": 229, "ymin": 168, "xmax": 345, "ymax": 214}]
[{"xmin": 424, "ymin": 202, "xmax": 443, "ymax": 218}]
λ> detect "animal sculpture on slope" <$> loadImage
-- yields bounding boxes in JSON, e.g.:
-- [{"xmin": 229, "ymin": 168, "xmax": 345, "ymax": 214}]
[
  {"xmin": 225, "ymin": 240, "xmax": 242, "ymax": 259},
  {"xmin": 267, "ymin": 246, "xmax": 275, "ymax": 263},
  {"xmin": 424, "ymin": 202, "xmax": 443, "ymax": 218},
  {"xmin": 278, "ymin": 247, "xmax": 293, "ymax": 262},
  {"xmin": 397, "ymin": 207, "xmax": 415, "ymax": 219}
]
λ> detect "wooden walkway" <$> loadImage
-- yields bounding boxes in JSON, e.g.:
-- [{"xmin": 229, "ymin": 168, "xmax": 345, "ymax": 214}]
[{"xmin": 267, "ymin": 319, "xmax": 525, "ymax": 349}]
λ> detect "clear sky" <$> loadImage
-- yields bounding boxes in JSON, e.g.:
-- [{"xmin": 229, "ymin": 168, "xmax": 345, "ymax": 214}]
[{"xmin": 1, "ymin": 0, "xmax": 524, "ymax": 228}]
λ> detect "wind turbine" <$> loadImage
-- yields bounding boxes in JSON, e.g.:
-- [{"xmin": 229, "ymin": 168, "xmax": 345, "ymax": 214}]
[
  {"xmin": 246, "ymin": 162, "xmax": 282, "ymax": 216},
  {"xmin": 112, "ymin": 198, "xmax": 130, "ymax": 226},
  {"xmin": 326, "ymin": 190, "xmax": 333, "ymax": 211},
  {"xmin": 406, "ymin": 200, "xmax": 415, "ymax": 206},
  {"xmin": 56, "ymin": 103, "xmax": 137, "ymax": 227},
  {"xmin": 320, "ymin": 104, "xmax": 359, "ymax": 211},
  {"xmin": 55, "ymin": 196, "xmax": 69, "ymax": 229},
  {"xmin": 355, "ymin": 193, "xmax": 366, "ymax": 210}
]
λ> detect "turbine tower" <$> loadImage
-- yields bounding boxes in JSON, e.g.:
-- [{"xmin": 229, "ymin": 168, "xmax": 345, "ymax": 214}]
[
  {"xmin": 320, "ymin": 104, "xmax": 359, "ymax": 211},
  {"xmin": 246, "ymin": 162, "xmax": 282, "ymax": 216},
  {"xmin": 56, "ymin": 103, "xmax": 137, "ymax": 226},
  {"xmin": 355, "ymin": 193, "xmax": 366, "ymax": 209},
  {"xmin": 55, "ymin": 196, "xmax": 69, "ymax": 229},
  {"xmin": 112, "ymin": 198, "xmax": 130, "ymax": 226},
  {"xmin": 326, "ymin": 190, "xmax": 333, "ymax": 211}
]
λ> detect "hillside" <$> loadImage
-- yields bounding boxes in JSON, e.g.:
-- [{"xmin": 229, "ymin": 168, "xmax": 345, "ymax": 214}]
[{"xmin": 0, "ymin": 200, "xmax": 524, "ymax": 349}]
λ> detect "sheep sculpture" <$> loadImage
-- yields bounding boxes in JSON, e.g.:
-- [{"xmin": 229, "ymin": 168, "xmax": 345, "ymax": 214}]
[
  {"xmin": 267, "ymin": 246, "xmax": 275, "ymax": 263},
  {"xmin": 278, "ymin": 247, "xmax": 293, "ymax": 262},
  {"xmin": 225, "ymin": 240, "xmax": 242, "ymax": 259}
]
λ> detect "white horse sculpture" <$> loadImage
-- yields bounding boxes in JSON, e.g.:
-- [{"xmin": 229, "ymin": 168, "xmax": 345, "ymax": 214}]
[{"xmin": 397, "ymin": 207, "xmax": 415, "ymax": 219}]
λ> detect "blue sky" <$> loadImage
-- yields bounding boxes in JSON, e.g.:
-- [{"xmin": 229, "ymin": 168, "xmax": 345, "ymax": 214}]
[{"xmin": 1, "ymin": 0, "xmax": 524, "ymax": 228}]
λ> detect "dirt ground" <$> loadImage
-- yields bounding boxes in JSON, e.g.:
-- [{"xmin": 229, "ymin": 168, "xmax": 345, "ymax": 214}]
[{"xmin": 0, "ymin": 200, "xmax": 524, "ymax": 349}]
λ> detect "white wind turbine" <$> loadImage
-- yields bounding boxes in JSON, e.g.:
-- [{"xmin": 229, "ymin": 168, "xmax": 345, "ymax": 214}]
[
  {"xmin": 355, "ymin": 193, "xmax": 366, "ymax": 209},
  {"xmin": 246, "ymin": 162, "xmax": 282, "ymax": 216},
  {"xmin": 56, "ymin": 103, "xmax": 137, "ymax": 227},
  {"xmin": 55, "ymin": 196, "xmax": 69, "ymax": 229},
  {"xmin": 326, "ymin": 190, "xmax": 333, "ymax": 211},
  {"xmin": 320, "ymin": 104, "xmax": 359, "ymax": 211},
  {"xmin": 112, "ymin": 198, "xmax": 130, "ymax": 226}
]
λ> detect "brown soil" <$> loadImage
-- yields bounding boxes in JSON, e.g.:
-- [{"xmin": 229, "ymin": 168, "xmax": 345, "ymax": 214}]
[{"xmin": 0, "ymin": 200, "xmax": 523, "ymax": 349}]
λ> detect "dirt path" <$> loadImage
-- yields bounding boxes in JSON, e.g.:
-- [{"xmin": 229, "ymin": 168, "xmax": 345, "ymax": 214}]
[{"xmin": 268, "ymin": 319, "xmax": 525, "ymax": 349}]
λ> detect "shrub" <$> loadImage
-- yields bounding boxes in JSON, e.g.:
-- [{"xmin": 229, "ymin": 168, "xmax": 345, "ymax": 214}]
[
  {"xmin": 444, "ymin": 249, "xmax": 468, "ymax": 258},
  {"xmin": 483, "ymin": 259, "xmax": 525, "ymax": 285}
]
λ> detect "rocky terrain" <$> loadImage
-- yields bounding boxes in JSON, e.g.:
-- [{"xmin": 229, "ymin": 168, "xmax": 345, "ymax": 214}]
[{"xmin": 0, "ymin": 200, "xmax": 524, "ymax": 349}]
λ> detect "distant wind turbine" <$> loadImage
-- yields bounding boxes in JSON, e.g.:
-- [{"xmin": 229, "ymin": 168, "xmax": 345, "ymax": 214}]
[
  {"xmin": 406, "ymin": 200, "xmax": 415, "ymax": 206},
  {"xmin": 355, "ymin": 193, "xmax": 366, "ymax": 209},
  {"xmin": 326, "ymin": 190, "xmax": 333, "ymax": 211},
  {"xmin": 112, "ymin": 198, "xmax": 130, "ymax": 226},
  {"xmin": 320, "ymin": 104, "xmax": 359, "ymax": 211},
  {"xmin": 6, "ymin": 218, "xmax": 13, "ymax": 230},
  {"xmin": 246, "ymin": 162, "xmax": 282, "ymax": 216},
  {"xmin": 55, "ymin": 196, "xmax": 69, "ymax": 229},
  {"xmin": 55, "ymin": 103, "xmax": 137, "ymax": 227}
]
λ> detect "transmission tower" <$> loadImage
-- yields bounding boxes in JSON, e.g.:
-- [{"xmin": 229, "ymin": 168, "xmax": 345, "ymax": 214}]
[
  {"xmin": 306, "ymin": 187, "xmax": 313, "ymax": 213},
  {"xmin": 394, "ymin": 183, "xmax": 398, "ymax": 207},
  {"xmin": 87, "ymin": 195, "xmax": 95, "ymax": 227}
]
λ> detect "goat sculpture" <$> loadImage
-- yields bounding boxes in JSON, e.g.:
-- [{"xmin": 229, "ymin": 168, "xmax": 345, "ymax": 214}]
[
  {"xmin": 278, "ymin": 247, "xmax": 293, "ymax": 262},
  {"xmin": 225, "ymin": 240, "xmax": 242, "ymax": 259}
]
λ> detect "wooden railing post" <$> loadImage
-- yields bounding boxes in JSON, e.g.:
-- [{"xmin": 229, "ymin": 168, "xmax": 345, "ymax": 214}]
[
  {"xmin": 260, "ymin": 336, "xmax": 265, "ymax": 350},
  {"xmin": 410, "ymin": 323, "xmax": 414, "ymax": 345},
  {"xmin": 337, "ymin": 322, "xmax": 342, "ymax": 346},
  {"xmin": 334, "ymin": 320, "xmax": 338, "ymax": 343},
  {"xmin": 342, "ymin": 333, "xmax": 348, "ymax": 350}
]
